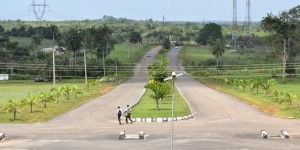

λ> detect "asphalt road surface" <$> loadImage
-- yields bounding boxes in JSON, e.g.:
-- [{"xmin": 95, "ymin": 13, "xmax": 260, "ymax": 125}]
[{"xmin": 1, "ymin": 46, "xmax": 300, "ymax": 150}]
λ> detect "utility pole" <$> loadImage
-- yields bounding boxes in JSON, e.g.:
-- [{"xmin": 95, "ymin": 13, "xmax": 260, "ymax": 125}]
[
  {"xmin": 232, "ymin": 0, "xmax": 237, "ymax": 49},
  {"xmin": 163, "ymin": 15, "xmax": 166, "ymax": 28},
  {"xmin": 52, "ymin": 31, "xmax": 56, "ymax": 88},
  {"xmin": 245, "ymin": 0, "xmax": 252, "ymax": 47}
]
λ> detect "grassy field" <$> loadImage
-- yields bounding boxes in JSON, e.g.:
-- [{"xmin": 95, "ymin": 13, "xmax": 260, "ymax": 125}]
[{"xmin": 180, "ymin": 46, "xmax": 300, "ymax": 119}]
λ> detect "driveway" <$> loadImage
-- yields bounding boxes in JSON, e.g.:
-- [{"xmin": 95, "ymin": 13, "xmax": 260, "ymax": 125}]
[{"xmin": 1, "ymin": 45, "xmax": 300, "ymax": 149}]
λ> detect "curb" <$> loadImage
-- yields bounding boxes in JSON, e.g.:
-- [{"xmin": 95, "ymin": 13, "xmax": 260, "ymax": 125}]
[{"xmin": 132, "ymin": 114, "xmax": 193, "ymax": 123}]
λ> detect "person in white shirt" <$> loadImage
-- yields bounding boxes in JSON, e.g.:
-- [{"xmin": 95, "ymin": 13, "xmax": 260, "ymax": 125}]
[{"xmin": 125, "ymin": 105, "xmax": 133, "ymax": 124}]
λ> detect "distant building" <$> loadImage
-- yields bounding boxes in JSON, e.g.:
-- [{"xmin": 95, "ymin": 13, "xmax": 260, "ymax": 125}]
[{"xmin": 41, "ymin": 46, "xmax": 66, "ymax": 55}]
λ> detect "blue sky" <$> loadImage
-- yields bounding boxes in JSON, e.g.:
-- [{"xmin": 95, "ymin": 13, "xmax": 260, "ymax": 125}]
[{"xmin": 0, "ymin": 0, "xmax": 299, "ymax": 22}]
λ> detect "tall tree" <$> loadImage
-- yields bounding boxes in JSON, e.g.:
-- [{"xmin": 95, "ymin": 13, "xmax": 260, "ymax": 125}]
[
  {"xmin": 196, "ymin": 23, "xmax": 223, "ymax": 45},
  {"xmin": 62, "ymin": 26, "xmax": 83, "ymax": 66},
  {"xmin": 148, "ymin": 58, "xmax": 170, "ymax": 82},
  {"xmin": 261, "ymin": 6, "xmax": 300, "ymax": 82},
  {"xmin": 128, "ymin": 31, "xmax": 142, "ymax": 44},
  {"xmin": 210, "ymin": 39, "xmax": 225, "ymax": 74}
]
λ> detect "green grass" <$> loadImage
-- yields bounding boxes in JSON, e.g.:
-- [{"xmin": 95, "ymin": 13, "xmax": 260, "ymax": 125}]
[
  {"xmin": 132, "ymin": 88, "xmax": 191, "ymax": 118},
  {"xmin": 180, "ymin": 47, "xmax": 213, "ymax": 63}
]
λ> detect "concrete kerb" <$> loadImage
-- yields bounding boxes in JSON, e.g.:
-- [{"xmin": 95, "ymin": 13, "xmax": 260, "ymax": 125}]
[{"xmin": 133, "ymin": 114, "xmax": 193, "ymax": 123}]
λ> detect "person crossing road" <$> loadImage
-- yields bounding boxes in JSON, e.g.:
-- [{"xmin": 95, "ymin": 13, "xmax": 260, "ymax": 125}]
[{"xmin": 125, "ymin": 105, "xmax": 133, "ymax": 124}]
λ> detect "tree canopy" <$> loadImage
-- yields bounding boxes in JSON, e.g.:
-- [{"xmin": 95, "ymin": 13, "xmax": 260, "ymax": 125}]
[{"xmin": 196, "ymin": 23, "xmax": 223, "ymax": 45}]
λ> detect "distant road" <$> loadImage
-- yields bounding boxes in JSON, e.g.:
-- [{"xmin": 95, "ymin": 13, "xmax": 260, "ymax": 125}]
[{"xmin": 1, "ymin": 45, "xmax": 300, "ymax": 149}]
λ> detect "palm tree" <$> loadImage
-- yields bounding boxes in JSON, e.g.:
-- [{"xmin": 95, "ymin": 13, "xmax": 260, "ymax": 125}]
[
  {"xmin": 38, "ymin": 92, "xmax": 53, "ymax": 108},
  {"xmin": 21, "ymin": 93, "xmax": 37, "ymax": 113},
  {"xmin": 3, "ymin": 99, "xmax": 20, "ymax": 120},
  {"xmin": 261, "ymin": 78, "xmax": 276, "ymax": 95},
  {"xmin": 71, "ymin": 85, "xmax": 83, "ymax": 100},
  {"xmin": 211, "ymin": 39, "xmax": 225, "ymax": 74},
  {"xmin": 280, "ymin": 92, "xmax": 297, "ymax": 105}
]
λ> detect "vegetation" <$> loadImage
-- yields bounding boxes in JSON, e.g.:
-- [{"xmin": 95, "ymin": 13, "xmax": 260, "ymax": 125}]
[
  {"xmin": 0, "ymin": 80, "xmax": 121, "ymax": 123},
  {"xmin": 132, "ymin": 87, "xmax": 191, "ymax": 118}
]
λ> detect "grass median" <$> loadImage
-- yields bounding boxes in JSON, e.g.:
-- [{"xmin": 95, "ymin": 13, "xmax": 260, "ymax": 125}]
[{"xmin": 131, "ymin": 87, "xmax": 192, "ymax": 118}]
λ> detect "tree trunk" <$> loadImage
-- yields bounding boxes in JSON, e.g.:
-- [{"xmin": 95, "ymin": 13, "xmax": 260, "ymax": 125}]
[
  {"xmin": 156, "ymin": 100, "xmax": 159, "ymax": 110},
  {"xmin": 282, "ymin": 39, "xmax": 287, "ymax": 83},
  {"xmin": 13, "ymin": 110, "xmax": 16, "ymax": 120},
  {"xmin": 30, "ymin": 104, "xmax": 33, "ymax": 113},
  {"xmin": 216, "ymin": 56, "xmax": 219, "ymax": 75}
]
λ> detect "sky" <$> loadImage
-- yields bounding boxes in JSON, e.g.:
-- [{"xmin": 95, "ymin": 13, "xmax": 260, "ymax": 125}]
[{"xmin": 0, "ymin": 0, "xmax": 299, "ymax": 22}]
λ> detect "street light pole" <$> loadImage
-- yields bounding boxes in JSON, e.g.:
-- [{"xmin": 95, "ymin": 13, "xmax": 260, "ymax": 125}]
[
  {"xmin": 171, "ymin": 73, "xmax": 175, "ymax": 150},
  {"xmin": 164, "ymin": 72, "xmax": 183, "ymax": 150},
  {"xmin": 52, "ymin": 32, "xmax": 56, "ymax": 88}
]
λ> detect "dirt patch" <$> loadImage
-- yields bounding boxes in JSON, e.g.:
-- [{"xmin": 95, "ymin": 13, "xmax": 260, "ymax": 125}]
[
  {"xmin": 208, "ymin": 84, "xmax": 220, "ymax": 90},
  {"xmin": 99, "ymin": 86, "xmax": 115, "ymax": 94},
  {"xmin": 263, "ymin": 104, "xmax": 281, "ymax": 114}
]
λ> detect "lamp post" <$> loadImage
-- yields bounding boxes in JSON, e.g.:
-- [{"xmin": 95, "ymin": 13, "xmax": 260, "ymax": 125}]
[{"xmin": 164, "ymin": 72, "xmax": 184, "ymax": 150}]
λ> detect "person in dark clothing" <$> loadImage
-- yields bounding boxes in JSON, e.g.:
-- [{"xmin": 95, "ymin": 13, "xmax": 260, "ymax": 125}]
[
  {"xmin": 117, "ymin": 106, "xmax": 123, "ymax": 125},
  {"xmin": 125, "ymin": 105, "xmax": 133, "ymax": 124}
]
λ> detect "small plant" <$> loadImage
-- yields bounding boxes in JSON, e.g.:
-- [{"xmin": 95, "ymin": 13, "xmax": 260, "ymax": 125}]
[
  {"xmin": 279, "ymin": 92, "xmax": 297, "ymax": 105},
  {"xmin": 3, "ymin": 99, "xmax": 21, "ymax": 120},
  {"xmin": 21, "ymin": 93, "xmax": 37, "ymax": 113},
  {"xmin": 61, "ymin": 84, "xmax": 72, "ymax": 100},
  {"xmin": 72, "ymin": 85, "xmax": 83, "ymax": 100},
  {"xmin": 38, "ymin": 92, "xmax": 53, "ymax": 108},
  {"xmin": 261, "ymin": 78, "xmax": 276, "ymax": 95}
]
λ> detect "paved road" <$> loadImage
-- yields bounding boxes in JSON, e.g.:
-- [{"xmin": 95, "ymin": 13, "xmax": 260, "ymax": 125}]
[{"xmin": 1, "ymin": 46, "xmax": 300, "ymax": 149}]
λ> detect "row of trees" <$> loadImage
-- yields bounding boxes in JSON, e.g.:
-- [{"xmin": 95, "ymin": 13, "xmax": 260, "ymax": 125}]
[
  {"xmin": 223, "ymin": 77, "xmax": 297, "ymax": 105},
  {"xmin": 261, "ymin": 5, "xmax": 300, "ymax": 82}
]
